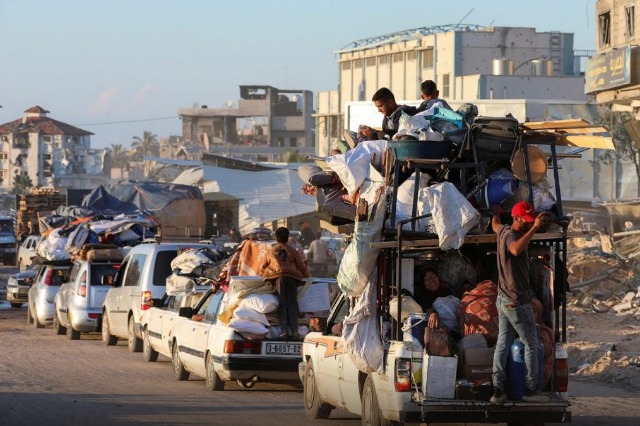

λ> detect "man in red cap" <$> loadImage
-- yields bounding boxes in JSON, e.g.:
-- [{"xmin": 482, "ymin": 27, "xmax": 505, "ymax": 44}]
[{"xmin": 489, "ymin": 201, "xmax": 549, "ymax": 403}]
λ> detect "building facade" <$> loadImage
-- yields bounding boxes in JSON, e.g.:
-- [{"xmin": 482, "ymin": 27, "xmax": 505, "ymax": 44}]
[
  {"xmin": 0, "ymin": 106, "xmax": 103, "ymax": 191},
  {"xmin": 317, "ymin": 25, "xmax": 589, "ymax": 155}
]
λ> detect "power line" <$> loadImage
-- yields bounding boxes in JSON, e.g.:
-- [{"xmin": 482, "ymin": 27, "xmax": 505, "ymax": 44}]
[{"xmin": 75, "ymin": 116, "xmax": 177, "ymax": 126}]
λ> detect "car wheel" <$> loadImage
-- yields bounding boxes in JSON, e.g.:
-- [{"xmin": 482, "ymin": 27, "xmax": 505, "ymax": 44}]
[
  {"xmin": 66, "ymin": 316, "xmax": 80, "ymax": 340},
  {"xmin": 172, "ymin": 341, "xmax": 190, "ymax": 381},
  {"xmin": 304, "ymin": 361, "xmax": 333, "ymax": 419},
  {"xmin": 27, "ymin": 304, "xmax": 33, "ymax": 324},
  {"xmin": 143, "ymin": 327, "xmax": 158, "ymax": 362},
  {"xmin": 10, "ymin": 303, "xmax": 22, "ymax": 308},
  {"xmin": 205, "ymin": 353, "xmax": 224, "ymax": 391},
  {"xmin": 127, "ymin": 316, "xmax": 143, "ymax": 353},
  {"xmin": 361, "ymin": 375, "xmax": 400, "ymax": 426},
  {"xmin": 53, "ymin": 309, "xmax": 66, "ymax": 335},
  {"xmin": 101, "ymin": 312, "xmax": 118, "ymax": 346},
  {"xmin": 32, "ymin": 306, "xmax": 44, "ymax": 329}
]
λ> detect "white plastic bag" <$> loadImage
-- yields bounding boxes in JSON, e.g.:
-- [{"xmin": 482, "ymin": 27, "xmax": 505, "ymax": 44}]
[
  {"xmin": 232, "ymin": 305, "xmax": 270, "ymax": 326},
  {"xmin": 239, "ymin": 293, "xmax": 279, "ymax": 314},
  {"xmin": 433, "ymin": 295, "xmax": 460, "ymax": 333},
  {"xmin": 228, "ymin": 318, "xmax": 268, "ymax": 335}
]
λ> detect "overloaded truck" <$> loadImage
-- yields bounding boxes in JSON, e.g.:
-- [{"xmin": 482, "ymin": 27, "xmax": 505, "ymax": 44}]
[{"xmin": 300, "ymin": 112, "xmax": 614, "ymax": 425}]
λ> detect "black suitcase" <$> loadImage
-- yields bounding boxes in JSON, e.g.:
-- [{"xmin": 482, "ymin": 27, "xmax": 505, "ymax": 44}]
[{"xmin": 470, "ymin": 116, "xmax": 520, "ymax": 160}]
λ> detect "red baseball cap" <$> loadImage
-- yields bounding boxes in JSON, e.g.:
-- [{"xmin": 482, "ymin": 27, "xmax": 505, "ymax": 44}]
[{"xmin": 511, "ymin": 201, "xmax": 536, "ymax": 223}]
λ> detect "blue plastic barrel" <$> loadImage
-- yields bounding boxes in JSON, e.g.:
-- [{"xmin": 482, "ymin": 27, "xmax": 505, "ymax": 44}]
[{"xmin": 507, "ymin": 338, "xmax": 544, "ymax": 400}]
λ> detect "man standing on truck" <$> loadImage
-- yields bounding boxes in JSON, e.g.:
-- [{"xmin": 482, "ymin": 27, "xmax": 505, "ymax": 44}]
[
  {"xmin": 490, "ymin": 201, "xmax": 549, "ymax": 403},
  {"xmin": 259, "ymin": 227, "xmax": 310, "ymax": 340}
]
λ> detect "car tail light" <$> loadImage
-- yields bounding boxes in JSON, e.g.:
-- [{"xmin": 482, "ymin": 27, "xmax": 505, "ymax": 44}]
[
  {"xmin": 43, "ymin": 268, "xmax": 54, "ymax": 286},
  {"xmin": 555, "ymin": 358, "xmax": 569, "ymax": 392},
  {"xmin": 223, "ymin": 340, "xmax": 262, "ymax": 354},
  {"xmin": 88, "ymin": 313, "xmax": 99, "ymax": 319},
  {"xmin": 78, "ymin": 285, "xmax": 87, "ymax": 297},
  {"xmin": 141, "ymin": 291, "xmax": 152, "ymax": 311},
  {"xmin": 394, "ymin": 358, "xmax": 412, "ymax": 392}
]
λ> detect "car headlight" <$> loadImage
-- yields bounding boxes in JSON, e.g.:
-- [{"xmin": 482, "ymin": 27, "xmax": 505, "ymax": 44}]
[{"xmin": 7, "ymin": 278, "xmax": 18, "ymax": 288}]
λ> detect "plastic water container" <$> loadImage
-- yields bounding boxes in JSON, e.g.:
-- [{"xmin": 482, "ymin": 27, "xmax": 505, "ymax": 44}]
[
  {"xmin": 507, "ymin": 338, "xmax": 544, "ymax": 400},
  {"xmin": 402, "ymin": 312, "xmax": 429, "ymax": 384},
  {"xmin": 389, "ymin": 295, "xmax": 422, "ymax": 322}
]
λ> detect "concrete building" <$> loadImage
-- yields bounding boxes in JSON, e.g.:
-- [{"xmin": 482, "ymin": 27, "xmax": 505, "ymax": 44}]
[
  {"xmin": 178, "ymin": 85, "xmax": 315, "ymax": 162},
  {"xmin": 316, "ymin": 25, "xmax": 590, "ymax": 154},
  {"xmin": 0, "ymin": 106, "xmax": 109, "ymax": 192}
]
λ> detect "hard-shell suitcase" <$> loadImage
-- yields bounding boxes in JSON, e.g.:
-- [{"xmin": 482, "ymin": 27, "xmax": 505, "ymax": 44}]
[{"xmin": 470, "ymin": 116, "xmax": 520, "ymax": 160}]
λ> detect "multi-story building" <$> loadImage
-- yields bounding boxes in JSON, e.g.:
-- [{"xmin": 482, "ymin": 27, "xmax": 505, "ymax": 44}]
[
  {"xmin": 317, "ymin": 25, "xmax": 589, "ymax": 154},
  {"xmin": 178, "ymin": 85, "xmax": 315, "ymax": 162},
  {"xmin": 0, "ymin": 106, "xmax": 108, "ymax": 191},
  {"xmin": 586, "ymin": 1, "xmax": 640, "ymax": 105}
]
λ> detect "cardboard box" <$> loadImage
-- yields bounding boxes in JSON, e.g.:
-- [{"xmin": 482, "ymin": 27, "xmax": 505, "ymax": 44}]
[
  {"xmin": 459, "ymin": 347, "xmax": 495, "ymax": 380},
  {"xmin": 422, "ymin": 354, "xmax": 457, "ymax": 399}
]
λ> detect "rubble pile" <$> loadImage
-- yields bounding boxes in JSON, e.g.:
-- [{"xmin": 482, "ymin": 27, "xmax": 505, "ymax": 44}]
[{"xmin": 565, "ymin": 249, "xmax": 640, "ymax": 390}]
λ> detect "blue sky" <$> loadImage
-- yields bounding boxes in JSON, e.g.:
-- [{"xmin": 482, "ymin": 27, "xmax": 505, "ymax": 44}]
[{"xmin": 0, "ymin": 0, "xmax": 597, "ymax": 149}]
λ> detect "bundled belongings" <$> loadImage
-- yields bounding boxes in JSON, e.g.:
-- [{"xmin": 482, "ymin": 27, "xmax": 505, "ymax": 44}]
[{"xmin": 298, "ymin": 163, "xmax": 356, "ymax": 223}]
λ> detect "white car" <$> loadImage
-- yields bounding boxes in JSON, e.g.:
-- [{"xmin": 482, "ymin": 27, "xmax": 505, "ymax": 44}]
[
  {"xmin": 101, "ymin": 242, "xmax": 208, "ymax": 352},
  {"xmin": 141, "ymin": 286, "xmax": 211, "ymax": 362},
  {"xmin": 17, "ymin": 235, "xmax": 41, "ymax": 271},
  {"xmin": 168, "ymin": 285, "xmax": 304, "ymax": 390}
]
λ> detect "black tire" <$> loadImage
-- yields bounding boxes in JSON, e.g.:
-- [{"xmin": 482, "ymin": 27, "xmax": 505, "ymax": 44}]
[
  {"xmin": 205, "ymin": 353, "xmax": 224, "ymax": 391},
  {"xmin": 101, "ymin": 311, "xmax": 118, "ymax": 346},
  {"xmin": 127, "ymin": 315, "xmax": 143, "ymax": 353},
  {"xmin": 10, "ymin": 303, "xmax": 22, "ymax": 308},
  {"xmin": 304, "ymin": 361, "xmax": 333, "ymax": 419},
  {"xmin": 66, "ymin": 317, "xmax": 80, "ymax": 340},
  {"xmin": 53, "ymin": 309, "xmax": 66, "ymax": 335},
  {"xmin": 172, "ymin": 341, "xmax": 190, "ymax": 381},
  {"xmin": 361, "ymin": 375, "xmax": 401, "ymax": 426},
  {"xmin": 32, "ymin": 306, "xmax": 44, "ymax": 329},
  {"xmin": 143, "ymin": 327, "xmax": 159, "ymax": 362},
  {"xmin": 27, "ymin": 304, "xmax": 33, "ymax": 324}
]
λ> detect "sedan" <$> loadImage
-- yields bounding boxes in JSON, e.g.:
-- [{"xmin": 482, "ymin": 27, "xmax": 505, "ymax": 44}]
[{"xmin": 6, "ymin": 265, "xmax": 41, "ymax": 308}]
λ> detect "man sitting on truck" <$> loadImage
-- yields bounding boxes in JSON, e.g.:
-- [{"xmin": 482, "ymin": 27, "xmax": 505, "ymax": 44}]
[
  {"xmin": 490, "ymin": 202, "xmax": 550, "ymax": 403},
  {"xmin": 372, "ymin": 87, "xmax": 417, "ymax": 139},
  {"xmin": 416, "ymin": 80, "xmax": 452, "ymax": 113}
]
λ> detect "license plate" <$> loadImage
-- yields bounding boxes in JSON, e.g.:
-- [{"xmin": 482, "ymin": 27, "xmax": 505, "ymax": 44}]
[{"xmin": 265, "ymin": 342, "xmax": 302, "ymax": 355}]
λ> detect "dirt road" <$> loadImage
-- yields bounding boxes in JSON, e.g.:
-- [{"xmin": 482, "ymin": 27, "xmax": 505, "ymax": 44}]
[{"xmin": 0, "ymin": 304, "xmax": 638, "ymax": 425}]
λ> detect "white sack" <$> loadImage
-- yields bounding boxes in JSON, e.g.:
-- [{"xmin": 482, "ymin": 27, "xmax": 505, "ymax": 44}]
[
  {"xmin": 170, "ymin": 250, "xmax": 214, "ymax": 274},
  {"xmin": 228, "ymin": 318, "xmax": 268, "ymax": 335},
  {"xmin": 326, "ymin": 140, "xmax": 388, "ymax": 197},
  {"xmin": 432, "ymin": 295, "xmax": 460, "ymax": 333},
  {"xmin": 36, "ymin": 229, "xmax": 70, "ymax": 261},
  {"xmin": 392, "ymin": 172, "xmax": 431, "ymax": 231},
  {"xmin": 337, "ymin": 189, "xmax": 386, "ymax": 297},
  {"xmin": 239, "ymin": 293, "xmax": 279, "ymax": 314},
  {"xmin": 232, "ymin": 305, "xmax": 270, "ymax": 326},
  {"xmin": 419, "ymin": 182, "xmax": 479, "ymax": 250},
  {"xmin": 343, "ymin": 276, "xmax": 384, "ymax": 374},
  {"xmin": 166, "ymin": 274, "xmax": 196, "ymax": 296}
]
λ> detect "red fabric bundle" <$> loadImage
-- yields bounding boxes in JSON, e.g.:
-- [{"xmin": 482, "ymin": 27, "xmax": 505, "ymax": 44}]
[{"xmin": 458, "ymin": 280, "xmax": 499, "ymax": 346}]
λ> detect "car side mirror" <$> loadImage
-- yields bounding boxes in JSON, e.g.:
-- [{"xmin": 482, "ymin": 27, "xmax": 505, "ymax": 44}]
[{"xmin": 179, "ymin": 307, "xmax": 193, "ymax": 318}]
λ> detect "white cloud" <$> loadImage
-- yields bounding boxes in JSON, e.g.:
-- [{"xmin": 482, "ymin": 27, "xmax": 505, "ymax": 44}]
[
  {"xmin": 133, "ymin": 83, "xmax": 158, "ymax": 106},
  {"xmin": 88, "ymin": 87, "xmax": 118, "ymax": 115}
]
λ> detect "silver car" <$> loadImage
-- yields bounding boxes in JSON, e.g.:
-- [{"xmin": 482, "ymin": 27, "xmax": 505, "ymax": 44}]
[
  {"xmin": 27, "ymin": 262, "xmax": 72, "ymax": 328},
  {"xmin": 54, "ymin": 249, "xmax": 122, "ymax": 339},
  {"xmin": 6, "ymin": 265, "xmax": 41, "ymax": 308}
]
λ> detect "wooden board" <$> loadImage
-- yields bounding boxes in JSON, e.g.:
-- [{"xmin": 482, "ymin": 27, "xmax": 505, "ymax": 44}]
[
  {"xmin": 522, "ymin": 119, "xmax": 592, "ymax": 130},
  {"xmin": 555, "ymin": 135, "xmax": 616, "ymax": 150}
]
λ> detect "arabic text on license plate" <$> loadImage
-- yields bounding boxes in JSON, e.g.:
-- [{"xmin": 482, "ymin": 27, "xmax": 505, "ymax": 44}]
[{"xmin": 265, "ymin": 343, "xmax": 302, "ymax": 355}]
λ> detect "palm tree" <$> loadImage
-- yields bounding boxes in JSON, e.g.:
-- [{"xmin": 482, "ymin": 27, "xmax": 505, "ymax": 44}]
[
  {"xmin": 110, "ymin": 143, "xmax": 128, "ymax": 179},
  {"xmin": 131, "ymin": 131, "xmax": 159, "ymax": 160},
  {"xmin": 11, "ymin": 175, "xmax": 33, "ymax": 195}
]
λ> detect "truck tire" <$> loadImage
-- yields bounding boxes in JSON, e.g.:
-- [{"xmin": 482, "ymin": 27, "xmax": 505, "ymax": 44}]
[
  {"xmin": 127, "ymin": 315, "xmax": 143, "ymax": 353},
  {"xmin": 361, "ymin": 375, "xmax": 402, "ymax": 426},
  {"xmin": 205, "ymin": 353, "xmax": 224, "ymax": 391},
  {"xmin": 172, "ymin": 341, "xmax": 190, "ymax": 381},
  {"xmin": 304, "ymin": 361, "xmax": 333, "ymax": 419},
  {"xmin": 143, "ymin": 327, "xmax": 159, "ymax": 362},
  {"xmin": 101, "ymin": 312, "xmax": 118, "ymax": 346},
  {"xmin": 53, "ymin": 309, "xmax": 66, "ymax": 335}
]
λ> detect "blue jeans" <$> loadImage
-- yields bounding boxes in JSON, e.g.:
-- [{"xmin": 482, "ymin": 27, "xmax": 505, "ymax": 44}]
[{"xmin": 492, "ymin": 293, "xmax": 539, "ymax": 392}]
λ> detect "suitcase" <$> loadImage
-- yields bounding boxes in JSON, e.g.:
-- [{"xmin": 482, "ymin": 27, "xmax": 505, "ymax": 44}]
[{"xmin": 470, "ymin": 116, "xmax": 520, "ymax": 160}]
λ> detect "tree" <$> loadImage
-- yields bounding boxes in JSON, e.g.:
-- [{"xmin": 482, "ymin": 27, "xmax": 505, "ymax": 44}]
[
  {"xmin": 109, "ymin": 143, "xmax": 128, "ymax": 179},
  {"xmin": 131, "ymin": 131, "xmax": 159, "ymax": 160},
  {"xmin": 11, "ymin": 175, "xmax": 33, "ymax": 195}
]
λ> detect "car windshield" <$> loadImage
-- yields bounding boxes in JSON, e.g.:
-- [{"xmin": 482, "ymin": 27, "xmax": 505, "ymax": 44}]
[{"xmin": 0, "ymin": 220, "xmax": 13, "ymax": 235}]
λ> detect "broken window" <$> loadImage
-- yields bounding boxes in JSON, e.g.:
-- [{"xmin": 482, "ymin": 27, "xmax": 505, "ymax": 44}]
[
  {"xmin": 599, "ymin": 11, "xmax": 611, "ymax": 48},
  {"xmin": 626, "ymin": 5, "xmax": 635, "ymax": 40}
]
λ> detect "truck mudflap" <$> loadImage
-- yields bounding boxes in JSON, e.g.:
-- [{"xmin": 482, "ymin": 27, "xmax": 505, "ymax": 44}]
[{"xmin": 417, "ymin": 397, "xmax": 571, "ymax": 424}]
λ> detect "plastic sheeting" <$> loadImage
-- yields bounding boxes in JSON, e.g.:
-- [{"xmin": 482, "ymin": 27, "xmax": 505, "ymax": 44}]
[{"xmin": 326, "ymin": 140, "xmax": 388, "ymax": 198}]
